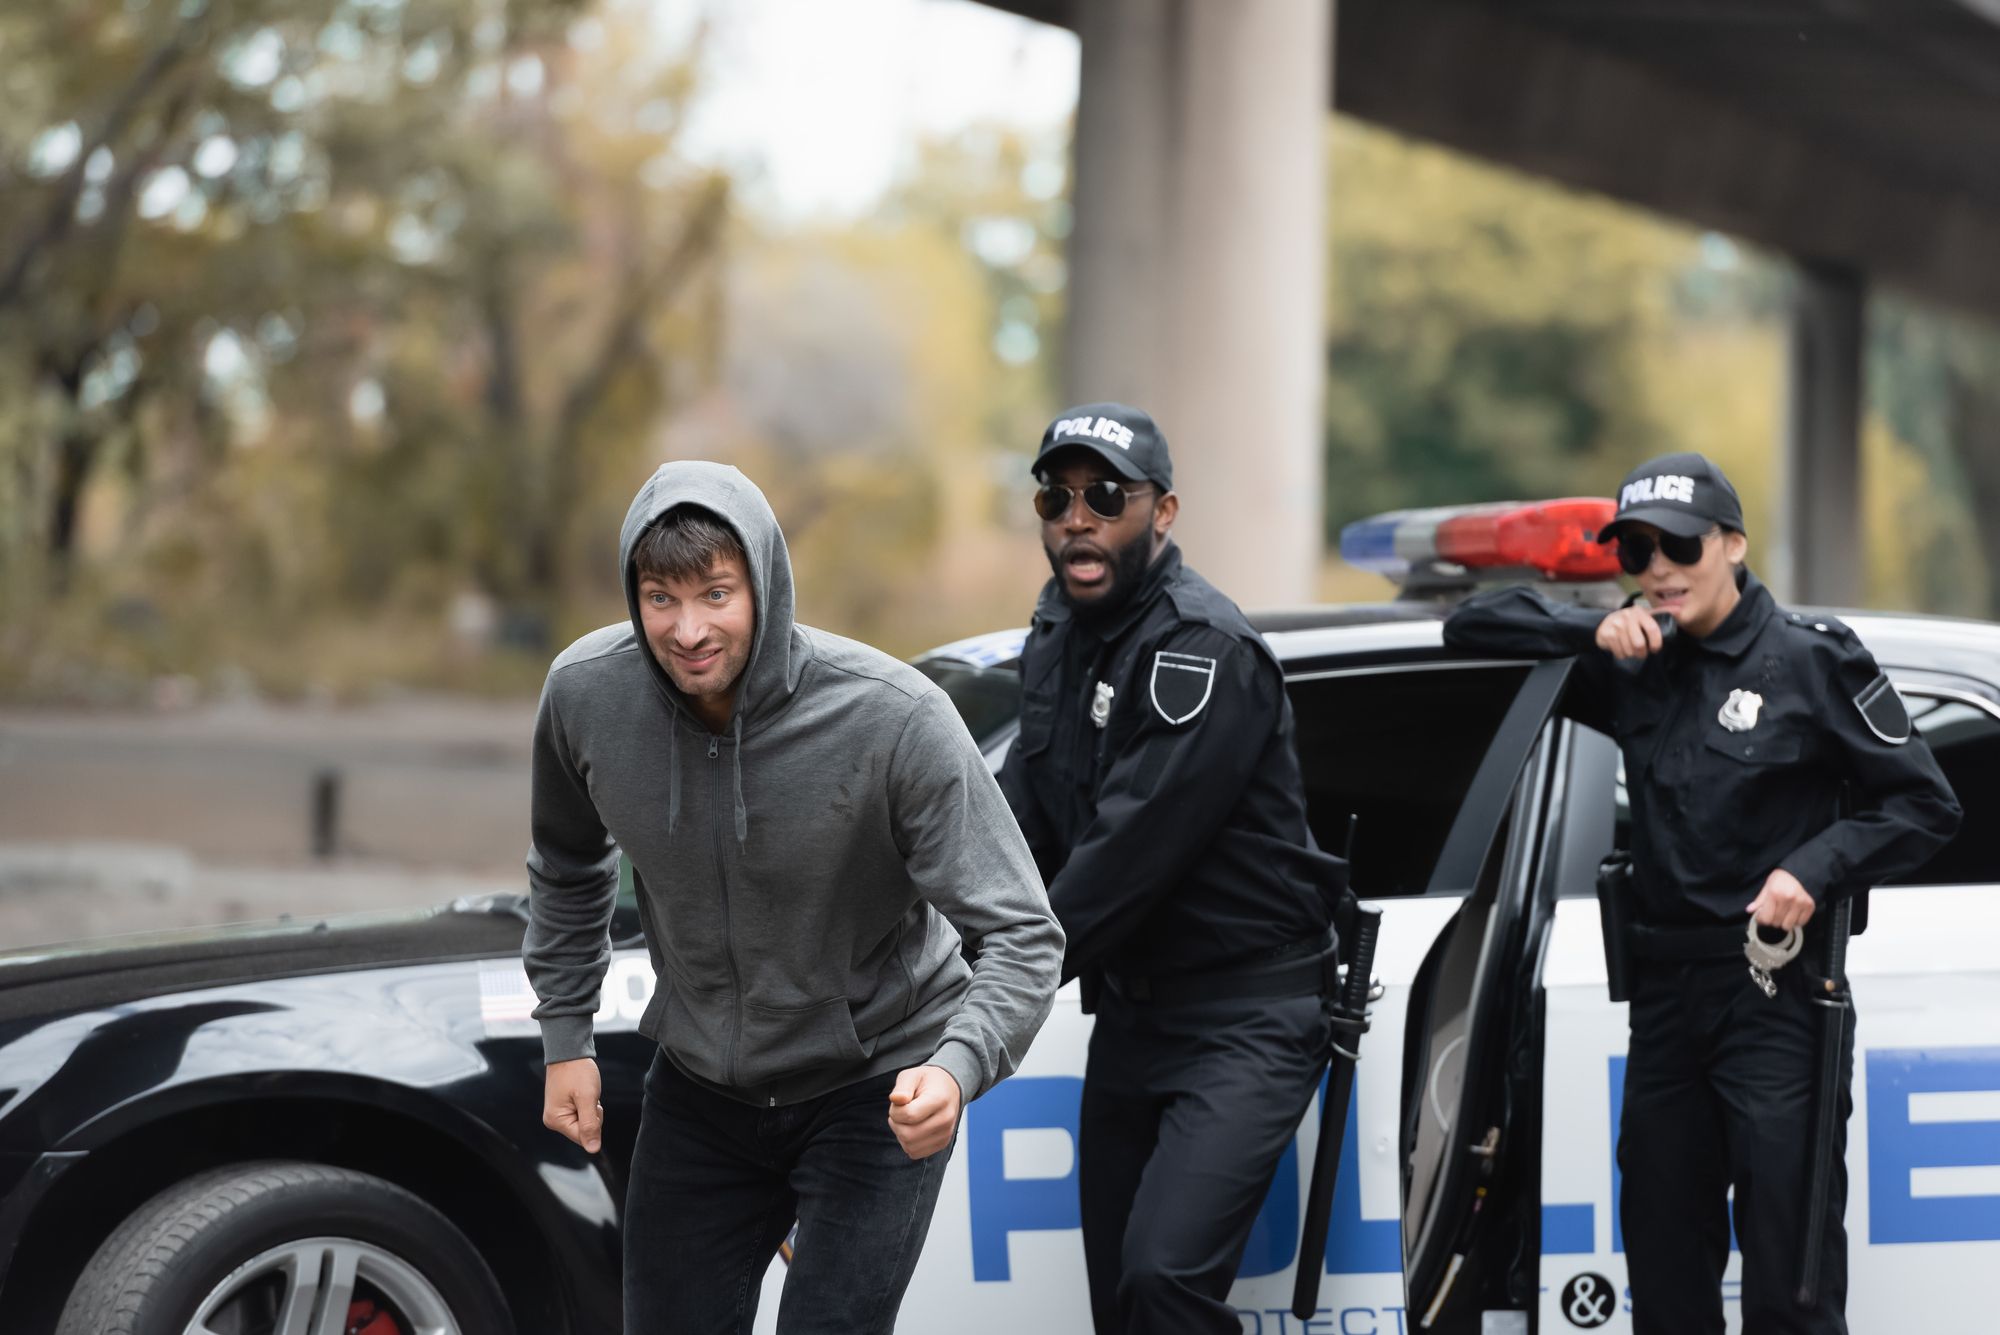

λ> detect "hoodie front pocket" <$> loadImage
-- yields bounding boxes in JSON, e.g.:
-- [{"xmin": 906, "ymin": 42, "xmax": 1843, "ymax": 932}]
[
  {"xmin": 734, "ymin": 996, "xmax": 871, "ymax": 1087},
  {"xmin": 657, "ymin": 976, "xmax": 734, "ymax": 1086}
]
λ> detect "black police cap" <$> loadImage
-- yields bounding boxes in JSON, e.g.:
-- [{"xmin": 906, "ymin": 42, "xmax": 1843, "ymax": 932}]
[
  {"xmin": 1600, "ymin": 452, "xmax": 1746, "ymax": 543},
  {"xmin": 1032, "ymin": 402, "xmax": 1173, "ymax": 492}
]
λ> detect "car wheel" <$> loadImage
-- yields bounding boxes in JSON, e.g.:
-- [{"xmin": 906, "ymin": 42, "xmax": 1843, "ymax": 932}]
[{"xmin": 55, "ymin": 1160, "xmax": 513, "ymax": 1335}]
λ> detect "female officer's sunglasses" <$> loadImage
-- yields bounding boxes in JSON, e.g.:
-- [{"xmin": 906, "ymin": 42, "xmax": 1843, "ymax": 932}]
[
  {"xmin": 1615, "ymin": 528, "xmax": 1714, "ymax": 576},
  {"xmin": 1034, "ymin": 480, "xmax": 1154, "ymax": 522}
]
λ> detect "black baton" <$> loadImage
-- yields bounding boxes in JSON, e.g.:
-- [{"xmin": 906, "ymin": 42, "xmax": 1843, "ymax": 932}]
[
  {"xmin": 1595, "ymin": 854, "xmax": 1636, "ymax": 1004},
  {"xmin": 1292, "ymin": 900, "xmax": 1381, "ymax": 1320},
  {"xmin": 1794, "ymin": 893, "xmax": 1853, "ymax": 1310}
]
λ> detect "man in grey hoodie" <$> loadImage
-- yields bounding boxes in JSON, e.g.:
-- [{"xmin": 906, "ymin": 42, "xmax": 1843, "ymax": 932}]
[{"xmin": 523, "ymin": 461, "xmax": 1064, "ymax": 1334}]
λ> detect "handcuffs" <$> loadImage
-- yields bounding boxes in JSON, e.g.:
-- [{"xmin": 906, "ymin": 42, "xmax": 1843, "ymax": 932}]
[{"xmin": 1744, "ymin": 918, "xmax": 1803, "ymax": 999}]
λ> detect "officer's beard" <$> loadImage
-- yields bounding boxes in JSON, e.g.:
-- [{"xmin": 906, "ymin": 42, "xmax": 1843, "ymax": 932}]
[{"xmin": 1047, "ymin": 529, "xmax": 1157, "ymax": 624}]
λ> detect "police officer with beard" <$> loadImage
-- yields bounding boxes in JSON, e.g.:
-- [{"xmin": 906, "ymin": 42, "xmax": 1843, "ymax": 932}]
[
  {"xmin": 1445, "ymin": 453, "xmax": 1961, "ymax": 1335},
  {"xmin": 996, "ymin": 403, "xmax": 1347, "ymax": 1335}
]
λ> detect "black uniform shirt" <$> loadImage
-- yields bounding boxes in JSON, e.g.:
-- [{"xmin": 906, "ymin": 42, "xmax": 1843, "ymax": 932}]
[
  {"xmin": 1445, "ymin": 569, "xmax": 1962, "ymax": 924},
  {"xmin": 997, "ymin": 545, "xmax": 1344, "ymax": 984}
]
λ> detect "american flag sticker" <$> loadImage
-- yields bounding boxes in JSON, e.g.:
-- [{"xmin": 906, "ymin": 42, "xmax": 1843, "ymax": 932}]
[
  {"xmin": 477, "ymin": 949, "xmax": 656, "ymax": 1039},
  {"xmin": 478, "ymin": 961, "xmax": 541, "ymax": 1035}
]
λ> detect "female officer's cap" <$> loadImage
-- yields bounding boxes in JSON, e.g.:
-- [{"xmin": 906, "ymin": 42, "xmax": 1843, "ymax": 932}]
[{"xmin": 1599, "ymin": 452, "xmax": 1746, "ymax": 544}]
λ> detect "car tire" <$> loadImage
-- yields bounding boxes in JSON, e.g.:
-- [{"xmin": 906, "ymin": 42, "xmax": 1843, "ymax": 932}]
[{"xmin": 55, "ymin": 1160, "xmax": 513, "ymax": 1335}]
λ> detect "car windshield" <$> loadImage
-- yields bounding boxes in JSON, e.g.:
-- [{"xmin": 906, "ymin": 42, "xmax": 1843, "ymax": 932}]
[{"xmin": 915, "ymin": 658, "xmax": 1024, "ymax": 750}]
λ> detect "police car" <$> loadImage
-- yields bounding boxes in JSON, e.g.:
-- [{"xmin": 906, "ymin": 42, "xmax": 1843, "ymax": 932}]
[
  {"xmin": 899, "ymin": 499, "xmax": 2000, "ymax": 1335},
  {"xmin": 0, "ymin": 501, "xmax": 1993, "ymax": 1334}
]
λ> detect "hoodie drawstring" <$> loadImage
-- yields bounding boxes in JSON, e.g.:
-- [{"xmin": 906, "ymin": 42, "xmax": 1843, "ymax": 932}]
[
  {"xmin": 731, "ymin": 713, "xmax": 748, "ymax": 846},
  {"xmin": 667, "ymin": 725, "xmax": 681, "ymax": 835}
]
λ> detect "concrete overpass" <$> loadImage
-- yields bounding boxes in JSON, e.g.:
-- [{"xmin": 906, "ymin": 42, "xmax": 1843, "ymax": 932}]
[{"xmin": 984, "ymin": 0, "xmax": 2000, "ymax": 605}]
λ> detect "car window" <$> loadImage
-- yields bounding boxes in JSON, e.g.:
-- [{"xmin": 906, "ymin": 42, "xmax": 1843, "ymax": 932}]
[
  {"xmin": 1883, "ymin": 692, "xmax": 2000, "ymax": 887},
  {"xmin": 916, "ymin": 658, "xmax": 1024, "ymax": 750},
  {"xmin": 1286, "ymin": 663, "xmax": 1533, "ymax": 897}
]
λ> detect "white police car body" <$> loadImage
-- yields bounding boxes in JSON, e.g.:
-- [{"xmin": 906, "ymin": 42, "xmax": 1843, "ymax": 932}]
[{"xmin": 881, "ymin": 501, "xmax": 2000, "ymax": 1335}]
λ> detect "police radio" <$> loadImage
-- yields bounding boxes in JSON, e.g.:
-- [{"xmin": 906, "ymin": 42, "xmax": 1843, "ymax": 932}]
[{"xmin": 1613, "ymin": 606, "xmax": 1677, "ymax": 672}]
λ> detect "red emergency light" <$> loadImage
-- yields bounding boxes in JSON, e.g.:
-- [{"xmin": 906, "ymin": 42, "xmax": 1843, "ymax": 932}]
[
  {"xmin": 1341, "ymin": 498, "xmax": 1622, "ymax": 582},
  {"xmin": 1436, "ymin": 498, "xmax": 1622, "ymax": 580}
]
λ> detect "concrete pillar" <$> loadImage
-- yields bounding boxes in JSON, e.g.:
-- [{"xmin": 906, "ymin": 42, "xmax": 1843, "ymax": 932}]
[
  {"xmin": 1066, "ymin": 0, "xmax": 1332, "ymax": 606},
  {"xmin": 1776, "ymin": 262, "xmax": 1865, "ymax": 608},
  {"xmin": 1068, "ymin": 0, "xmax": 1175, "ymax": 406}
]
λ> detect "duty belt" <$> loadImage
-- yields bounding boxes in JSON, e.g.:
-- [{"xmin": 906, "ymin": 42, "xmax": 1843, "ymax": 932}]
[
  {"xmin": 1628, "ymin": 918, "xmax": 1821, "ymax": 973},
  {"xmin": 1103, "ymin": 936, "xmax": 1335, "ymax": 1006},
  {"xmin": 1626, "ymin": 920, "xmax": 1748, "ymax": 963}
]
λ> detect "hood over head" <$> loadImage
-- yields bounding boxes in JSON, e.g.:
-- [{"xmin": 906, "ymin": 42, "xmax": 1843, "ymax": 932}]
[
  {"xmin": 619, "ymin": 460, "xmax": 802, "ymax": 724},
  {"xmin": 618, "ymin": 461, "xmax": 804, "ymax": 842}
]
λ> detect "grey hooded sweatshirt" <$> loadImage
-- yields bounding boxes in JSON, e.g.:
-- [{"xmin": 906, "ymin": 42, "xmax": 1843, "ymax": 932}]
[{"xmin": 523, "ymin": 461, "xmax": 1063, "ymax": 1107}]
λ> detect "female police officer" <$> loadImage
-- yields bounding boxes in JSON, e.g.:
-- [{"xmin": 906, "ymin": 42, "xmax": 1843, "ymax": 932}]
[{"xmin": 1443, "ymin": 452, "xmax": 1960, "ymax": 1335}]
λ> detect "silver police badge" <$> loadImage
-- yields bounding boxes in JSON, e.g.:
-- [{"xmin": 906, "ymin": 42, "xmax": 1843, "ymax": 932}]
[
  {"xmin": 1091, "ymin": 680, "xmax": 1115, "ymax": 729},
  {"xmin": 1719, "ymin": 688, "xmax": 1764, "ymax": 733}
]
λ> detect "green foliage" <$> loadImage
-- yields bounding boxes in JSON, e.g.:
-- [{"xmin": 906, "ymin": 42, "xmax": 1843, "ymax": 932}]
[
  {"xmin": 1322, "ymin": 120, "xmax": 1989, "ymax": 619},
  {"xmin": 883, "ymin": 126, "xmax": 1071, "ymax": 467},
  {"xmin": 6, "ymin": 12, "xmax": 1992, "ymax": 708},
  {"xmin": 0, "ymin": 0, "xmax": 726, "ymax": 699},
  {"xmin": 669, "ymin": 132, "xmax": 1066, "ymax": 660},
  {"xmin": 1324, "ymin": 121, "xmax": 1684, "ymax": 532},
  {"xmin": 1866, "ymin": 295, "xmax": 2000, "ymax": 616}
]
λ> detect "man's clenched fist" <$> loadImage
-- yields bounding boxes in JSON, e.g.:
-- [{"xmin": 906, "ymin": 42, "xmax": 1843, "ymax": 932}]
[
  {"xmin": 544, "ymin": 1057, "xmax": 604, "ymax": 1154},
  {"xmin": 887, "ymin": 1065, "xmax": 962, "ymax": 1160}
]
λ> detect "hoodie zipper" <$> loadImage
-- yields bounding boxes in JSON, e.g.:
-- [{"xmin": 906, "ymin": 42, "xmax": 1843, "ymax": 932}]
[{"xmin": 709, "ymin": 731, "xmax": 746, "ymax": 1090}]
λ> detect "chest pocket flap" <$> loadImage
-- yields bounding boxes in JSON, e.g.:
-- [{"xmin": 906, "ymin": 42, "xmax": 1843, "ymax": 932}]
[
  {"xmin": 1016, "ymin": 691, "xmax": 1054, "ymax": 758},
  {"xmin": 1701, "ymin": 728, "xmax": 1802, "ymax": 766}
]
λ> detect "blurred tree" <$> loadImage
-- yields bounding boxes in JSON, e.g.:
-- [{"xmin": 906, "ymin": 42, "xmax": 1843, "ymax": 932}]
[
  {"xmin": 1867, "ymin": 295, "xmax": 2000, "ymax": 617},
  {"xmin": 1320, "ymin": 120, "xmax": 1986, "ymax": 620},
  {"xmin": 1322, "ymin": 120, "xmax": 1687, "ymax": 536},
  {"xmin": 8, "ymin": 8, "xmax": 1987, "ymax": 705},
  {"xmin": 656, "ymin": 122, "xmax": 1066, "ymax": 657},
  {"xmin": 0, "ymin": 0, "xmax": 729, "ymax": 695},
  {"xmin": 883, "ymin": 126, "xmax": 1070, "ymax": 469}
]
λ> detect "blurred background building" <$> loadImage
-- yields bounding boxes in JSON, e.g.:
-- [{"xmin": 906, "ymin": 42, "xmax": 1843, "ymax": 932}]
[{"xmin": 4, "ymin": 0, "xmax": 1999, "ymax": 943}]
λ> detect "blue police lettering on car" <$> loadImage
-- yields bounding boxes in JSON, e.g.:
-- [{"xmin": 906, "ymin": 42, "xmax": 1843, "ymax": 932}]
[
  {"xmin": 1150, "ymin": 651, "xmax": 1217, "ymax": 725},
  {"xmin": 964, "ymin": 1044, "xmax": 2000, "ymax": 1286}
]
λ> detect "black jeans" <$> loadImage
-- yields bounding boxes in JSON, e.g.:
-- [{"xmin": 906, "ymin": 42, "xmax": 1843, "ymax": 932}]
[
  {"xmin": 623, "ymin": 1052, "xmax": 953, "ymax": 1335},
  {"xmin": 1079, "ymin": 988, "xmax": 1330, "ymax": 1335},
  {"xmin": 1619, "ymin": 956, "xmax": 1855, "ymax": 1335}
]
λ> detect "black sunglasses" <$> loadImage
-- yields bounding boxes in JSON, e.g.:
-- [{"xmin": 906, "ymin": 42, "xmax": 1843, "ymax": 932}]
[
  {"xmin": 1034, "ymin": 480, "xmax": 1153, "ymax": 523},
  {"xmin": 1615, "ymin": 528, "xmax": 1714, "ymax": 576}
]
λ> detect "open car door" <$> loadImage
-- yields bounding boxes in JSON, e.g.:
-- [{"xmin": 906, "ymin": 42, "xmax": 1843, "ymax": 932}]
[{"xmin": 1398, "ymin": 657, "xmax": 1605, "ymax": 1333}]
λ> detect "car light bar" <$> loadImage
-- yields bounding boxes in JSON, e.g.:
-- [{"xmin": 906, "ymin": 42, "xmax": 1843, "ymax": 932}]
[{"xmin": 1340, "ymin": 498, "xmax": 1622, "ymax": 582}]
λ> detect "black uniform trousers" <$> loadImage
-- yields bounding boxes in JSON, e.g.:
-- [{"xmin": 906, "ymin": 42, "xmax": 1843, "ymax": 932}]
[
  {"xmin": 1620, "ymin": 955, "xmax": 1855, "ymax": 1335},
  {"xmin": 1079, "ymin": 985, "xmax": 1330, "ymax": 1335}
]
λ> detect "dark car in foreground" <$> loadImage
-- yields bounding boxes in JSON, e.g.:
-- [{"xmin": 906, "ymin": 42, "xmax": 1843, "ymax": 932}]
[
  {"xmin": 0, "ymin": 896, "xmax": 653, "ymax": 1334},
  {"xmin": 3, "ymin": 502, "xmax": 1997, "ymax": 1334}
]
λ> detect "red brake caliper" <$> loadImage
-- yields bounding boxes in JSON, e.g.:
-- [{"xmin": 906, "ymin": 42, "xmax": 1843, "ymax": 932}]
[{"xmin": 346, "ymin": 1300, "xmax": 403, "ymax": 1335}]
